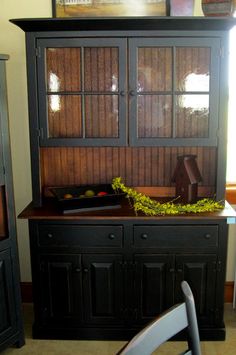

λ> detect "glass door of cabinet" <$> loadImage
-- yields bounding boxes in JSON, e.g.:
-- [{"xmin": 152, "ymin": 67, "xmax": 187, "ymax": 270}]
[
  {"xmin": 37, "ymin": 38, "xmax": 127, "ymax": 146},
  {"xmin": 129, "ymin": 38, "xmax": 220, "ymax": 146}
]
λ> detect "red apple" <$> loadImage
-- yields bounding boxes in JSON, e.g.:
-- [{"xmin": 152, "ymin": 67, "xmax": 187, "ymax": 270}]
[{"xmin": 97, "ymin": 191, "xmax": 108, "ymax": 196}]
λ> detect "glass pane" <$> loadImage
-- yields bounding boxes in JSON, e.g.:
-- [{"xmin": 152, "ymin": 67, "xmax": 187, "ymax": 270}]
[
  {"xmin": 0, "ymin": 186, "xmax": 8, "ymax": 241},
  {"xmin": 48, "ymin": 95, "xmax": 82, "ymax": 138},
  {"xmin": 46, "ymin": 48, "xmax": 81, "ymax": 92},
  {"xmin": 137, "ymin": 47, "xmax": 172, "ymax": 92},
  {"xmin": 84, "ymin": 48, "xmax": 119, "ymax": 92},
  {"xmin": 176, "ymin": 95, "xmax": 209, "ymax": 138},
  {"xmin": 176, "ymin": 47, "xmax": 210, "ymax": 92},
  {"xmin": 138, "ymin": 95, "xmax": 172, "ymax": 138},
  {"xmin": 85, "ymin": 95, "xmax": 118, "ymax": 138}
]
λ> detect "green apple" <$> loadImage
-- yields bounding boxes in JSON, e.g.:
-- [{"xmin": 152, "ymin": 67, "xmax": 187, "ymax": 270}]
[{"xmin": 84, "ymin": 189, "xmax": 95, "ymax": 197}]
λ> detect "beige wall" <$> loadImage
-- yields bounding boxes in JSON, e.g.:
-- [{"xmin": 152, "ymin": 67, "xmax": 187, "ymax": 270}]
[
  {"xmin": 0, "ymin": 0, "xmax": 235, "ymax": 283},
  {"xmin": 227, "ymin": 222, "xmax": 236, "ymax": 281},
  {"xmin": 0, "ymin": 0, "xmax": 51, "ymax": 281}
]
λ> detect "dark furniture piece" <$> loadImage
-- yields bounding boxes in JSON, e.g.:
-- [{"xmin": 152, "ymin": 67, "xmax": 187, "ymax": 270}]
[
  {"xmin": 19, "ymin": 200, "xmax": 235, "ymax": 341},
  {"xmin": 0, "ymin": 55, "xmax": 24, "ymax": 351},
  {"xmin": 11, "ymin": 17, "xmax": 236, "ymax": 341},
  {"xmin": 118, "ymin": 281, "xmax": 201, "ymax": 355}
]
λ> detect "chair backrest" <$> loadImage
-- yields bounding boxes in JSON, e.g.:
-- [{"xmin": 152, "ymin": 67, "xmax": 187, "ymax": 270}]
[{"xmin": 117, "ymin": 281, "xmax": 201, "ymax": 355}]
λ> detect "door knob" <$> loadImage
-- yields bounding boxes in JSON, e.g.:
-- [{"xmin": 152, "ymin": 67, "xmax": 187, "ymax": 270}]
[
  {"xmin": 204, "ymin": 234, "xmax": 211, "ymax": 239},
  {"xmin": 129, "ymin": 90, "xmax": 136, "ymax": 96}
]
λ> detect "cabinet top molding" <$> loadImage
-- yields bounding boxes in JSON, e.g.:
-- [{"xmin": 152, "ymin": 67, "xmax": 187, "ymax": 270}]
[
  {"xmin": 10, "ymin": 17, "xmax": 236, "ymax": 33},
  {"xmin": 0, "ymin": 54, "xmax": 9, "ymax": 60}
]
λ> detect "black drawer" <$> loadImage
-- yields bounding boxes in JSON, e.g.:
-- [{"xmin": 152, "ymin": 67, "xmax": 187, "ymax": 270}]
[
  {"xmin": 133, "ymin": 225, "xmax": 218, "ymax": 248},
  {"xmin": 38, "ymin": 225, "xmax": 123, "ymax": 247}
]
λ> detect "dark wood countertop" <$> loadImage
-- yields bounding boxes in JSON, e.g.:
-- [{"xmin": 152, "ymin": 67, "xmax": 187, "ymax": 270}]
[{"xmin": 18, "ymin": 198, "xmax": 236, "ymax": 222}]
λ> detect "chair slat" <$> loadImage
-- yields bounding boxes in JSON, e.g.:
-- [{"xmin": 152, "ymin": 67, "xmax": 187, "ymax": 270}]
[{"xmin": 118, "ymin": 281, "xmax": 202, "ymax": 355}]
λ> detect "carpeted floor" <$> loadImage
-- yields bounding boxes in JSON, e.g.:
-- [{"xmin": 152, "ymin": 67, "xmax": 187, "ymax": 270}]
[{"xmin": 2, "ymin": 303, "xmax": 236, "ymax": 354}]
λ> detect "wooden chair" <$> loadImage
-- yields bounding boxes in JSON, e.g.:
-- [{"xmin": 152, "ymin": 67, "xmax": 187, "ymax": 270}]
[{"xmin": 117, "ymin": 281, "xmax": 201, "ymax": 355}]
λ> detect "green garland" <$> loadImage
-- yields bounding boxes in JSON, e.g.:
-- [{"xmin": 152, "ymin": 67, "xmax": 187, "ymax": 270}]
[{"xmin": 112, "ymin": 177, "xmax": 224, "ymax": 216}]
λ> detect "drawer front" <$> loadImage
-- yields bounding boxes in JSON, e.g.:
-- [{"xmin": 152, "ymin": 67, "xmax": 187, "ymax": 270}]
[
  {"xmin": 38, "ymin": 225, "xmax": 123, "ymax": 247},
  {"xmin": 133, "ymin": 225, "xmax": 218, "ymax": 248}
]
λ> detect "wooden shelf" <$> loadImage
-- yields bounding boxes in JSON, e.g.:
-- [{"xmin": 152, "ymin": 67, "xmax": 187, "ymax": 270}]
[{"xmin": 18, "ymin": 198, "xmax": 236, "ymax": 221}]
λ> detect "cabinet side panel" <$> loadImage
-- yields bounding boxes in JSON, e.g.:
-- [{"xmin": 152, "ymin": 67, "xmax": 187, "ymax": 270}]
[{"xmin": 0, "ymin": 250, "xmax": 17, "ymax": 341}]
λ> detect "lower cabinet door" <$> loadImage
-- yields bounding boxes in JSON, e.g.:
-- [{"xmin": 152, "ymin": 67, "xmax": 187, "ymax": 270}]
[
  {"xmin": 38, "ymin": 253, "xmax": 124, "ymax": 327},
  {"xmin": 39, "ymin": 254, "xmax": 83, "ymax": 326},
  {"xmin": 83, "ymin": 254, "xmax": 124, "ymax": 325},
  {"xmin": 174, "ymin": 254, "xmax": 217, "ymax": 326},
  {"xmin": 133, "ymin": 254, "xmax": 174, "ymax": 325},
  {"xmin": 0, "ymin": 249, "xmax": 17, "ymax": 343}
]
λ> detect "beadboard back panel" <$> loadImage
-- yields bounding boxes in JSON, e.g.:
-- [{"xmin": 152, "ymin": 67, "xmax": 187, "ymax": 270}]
[{"xmin": 40, "ymin": 146, "xmax": 216, "ymax": 196}]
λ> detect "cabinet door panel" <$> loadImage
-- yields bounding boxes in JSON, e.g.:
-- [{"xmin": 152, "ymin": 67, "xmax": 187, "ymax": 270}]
[
  {"xmin": 137, "ymin": 47, "xmax": 172, "ymax": 92},
  {"xmin": 39, "ymin": 254, "xmax": 83, "ymax": 325},
  {"xmin": 37, "ymin": 38, "xmax": 127, "ymax": 146},
  {"xmin": 175, "ymin": 46, "xmax": 211, "ymax": 137},
  {"xmin": 47, "ymin": 95, "xmax": 82, "ymax": 138},
  {"xmin": 46, "ymin": 47, "xmax": 81, "ymax": 92},
  {"xmin": 84, "ymin": 47, "xmax": 119, "ymax": 92},
  {"xmin": 175, "ymin": 47, "xmax": 210, "ymax": 92},
  {"xmin": 0, "ymin": 249, "xmax": 17, "ymax": 342},
  {"xmin": 175, "ymin": 94, "xmax": 209, "ymax": 138},
  {"xmin": 83, "ymin": 254, "xmax": 123, "ymax": 325},
  {"xmin": 175, "ymin": 254, "xmax": 217, "ymax": 325},
  {"xmin": 137, "ymin": 95, "xmax": 172, "ymax": 138},
  {"xmin": 129, "ymin": 37, "xmax": 220, "ymax": 146},
  {"xmin": 84, "ymin": 95, "xmax": 119, "ymax": 138},
  {"xmin": 134, "ymin": 254, "xmax": 174, "ymax": 324}
]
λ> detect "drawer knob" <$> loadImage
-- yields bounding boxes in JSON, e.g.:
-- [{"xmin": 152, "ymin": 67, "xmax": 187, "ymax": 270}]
[
  {"xmin": 75, "ymin": 268, "xmax": 81, "ymax": 273},
  {"xmin": 83, "ymin": 268, "xmax": 89, "ymax": 273},
  {"xmin": 205, "ymin": 234, "xmax": 211, "ymax": 239},
  {"xmin": 129, "ymin": 90, "xmax": 136, "ymax": 97},
  {"xmin": 109, "ymin": 234, "xmax": 115, "ymax": 240},
  {"xmin": 141, "ymin": 233, "xmax": 148, "ymax": 240},
  {"xmin": 47, "ymin": 233, "xmax": 53, "ymax": 238}
]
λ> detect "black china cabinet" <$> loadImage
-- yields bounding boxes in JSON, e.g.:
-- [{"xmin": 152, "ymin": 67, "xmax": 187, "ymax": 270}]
[
  {"xmin": 0, "ymin": 55, "xmax": 24, "ymax": 351},
  {"xmin": 11, "ymin": 17, "xmax": 236, "ymax": 341}
]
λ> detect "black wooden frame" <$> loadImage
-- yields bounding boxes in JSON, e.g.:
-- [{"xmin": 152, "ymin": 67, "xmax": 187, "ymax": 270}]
[{"xmin": 36, "ymin": 37, "xmax": 127, "ymax": 146}]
